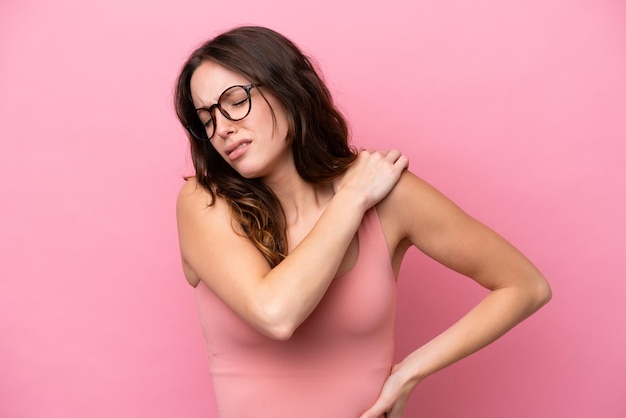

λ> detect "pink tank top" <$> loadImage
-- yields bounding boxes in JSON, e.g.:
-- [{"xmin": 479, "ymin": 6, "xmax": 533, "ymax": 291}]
[{"xmin": 195, "ymin": 208, "xmax": 396, "ymax": 418}]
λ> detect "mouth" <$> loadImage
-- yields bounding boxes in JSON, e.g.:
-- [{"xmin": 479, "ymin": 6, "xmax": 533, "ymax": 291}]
[{"xmin": 226, "ymin": 140, "xmax": 252, "ymax": 158}]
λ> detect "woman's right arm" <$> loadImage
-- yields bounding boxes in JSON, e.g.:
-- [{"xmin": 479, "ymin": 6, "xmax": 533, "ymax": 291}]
[{"xmin": 176, "ymin": 150, "xmax": 408, "ymax": 340}]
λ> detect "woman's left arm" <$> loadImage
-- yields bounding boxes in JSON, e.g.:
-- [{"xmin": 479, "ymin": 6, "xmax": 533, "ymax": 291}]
[{"xmin": 360, "ymin": 171, "xmax": 552, "ymax": 418}]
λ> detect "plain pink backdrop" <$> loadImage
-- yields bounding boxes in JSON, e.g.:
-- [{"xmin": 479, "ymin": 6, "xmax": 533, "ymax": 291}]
[{"xmin": 1, "ymin": 0, "xmax": 624, "ymax": 417}]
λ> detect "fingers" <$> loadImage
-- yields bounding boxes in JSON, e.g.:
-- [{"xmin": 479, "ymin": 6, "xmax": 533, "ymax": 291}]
[
  {"xmin": 393, "ymin": 154, "xmax": 409, "ymax": 171},
  {"xmin": 333, "ymin": 148, "xmax": 409, "ymax": 209},
  {"xmin": 360, "ymin": 148, "xmax": 409, "ymax": 168},
  {"xmin": 386, "ymin": 149, "xmax": 410, "ymax": 172},
  {"xmin": 359, "ymin": 390, "xmax": 394, "ymax": 418},
  {"xmin": 383, "ymin": 149, "xmax": 401, "ymax": 162},
  {"xmin": 358, "ymin": 406, "xmax": 385, "ymax": 418},
  {"xmin": 359, "ymin": 364, "xmax": 412, "ymax": 418},
  {"xmin": 358, "ymin": 397, "xmax": 391, "ymax": 418},
  {"xmin": 360, "ymin": 400, "xmax": 405, "ymax": 418}
]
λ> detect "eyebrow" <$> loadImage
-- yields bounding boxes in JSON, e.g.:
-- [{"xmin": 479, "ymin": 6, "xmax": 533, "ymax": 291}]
[
  {"xmin": 193, "ymin": 95, "xmax": 218, "ymax": 113},
  {"xmin": 193, "ymin": 83, "xmax": 251, "ymax": 113}
]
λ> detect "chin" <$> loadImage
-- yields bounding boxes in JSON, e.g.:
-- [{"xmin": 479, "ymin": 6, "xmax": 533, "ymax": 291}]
[
  {"xmin": 233, "ymin": 166, "xmax": 264, "ymax": 180},
  {"xmin": 229, "ymin": 157, "xmax": 275, "ymax": 180}
]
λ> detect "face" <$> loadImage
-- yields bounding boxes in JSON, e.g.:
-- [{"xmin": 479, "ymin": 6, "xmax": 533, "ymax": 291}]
[{"xmin": 189, "ymin": 60, "xmax": 292, "ymax": 180}]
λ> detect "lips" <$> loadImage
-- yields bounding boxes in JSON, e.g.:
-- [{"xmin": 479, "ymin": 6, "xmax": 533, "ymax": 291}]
[{"xmin": 225, "ymin": 140, "xmax": 252, "ymax": 160}]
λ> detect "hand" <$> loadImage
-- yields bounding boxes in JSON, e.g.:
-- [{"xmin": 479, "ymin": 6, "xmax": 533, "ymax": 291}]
[
  {"xmin": 359, "ymin": 363, "xmax": 419, "ymax": 418},
  {"xmin": 334, "ymin": 149, "xmax": 409, "ymax": 210}
]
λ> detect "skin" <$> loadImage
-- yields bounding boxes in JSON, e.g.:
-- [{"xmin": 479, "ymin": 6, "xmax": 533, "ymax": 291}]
[
  {"xmin": 190, "ymin": 61, "xmax": 293, "ymax": 182},
  {"xmin": 177, "ymin": 60, "xmax": 552, "ymax": 417}
]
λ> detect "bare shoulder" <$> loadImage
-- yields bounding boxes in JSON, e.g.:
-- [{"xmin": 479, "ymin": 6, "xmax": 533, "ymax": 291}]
[
  {"xmin": 175, "ymin": 175, "xmax": 271, "ymax": 291},
  {"xmin": 176, "ymin": 177, "xmax": 234, "ymax": 223},
  {"xmin": 176, "ymin": 177, "xmax": 237, "ymax": 287},
  {"xmin": 377, "ymin": 169, "xmax": 545, "ymax": 292},
  {"xmin": 380, "ymin": 169, "xmax": 456, "ymax": 210},
  {"xmin": 377, "ymin": 170, "xmax": 466, "ymax": 242},
  {"xmin": 376, "ymin": 169, "xmax": 485, "ymax": 273},
  {"xmin": 178, "ymin": 177, "xmax": 215, "ymax": 208}
]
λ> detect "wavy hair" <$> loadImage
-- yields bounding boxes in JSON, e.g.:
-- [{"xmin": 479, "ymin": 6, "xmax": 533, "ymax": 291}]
[{"xmin": 174, "ymin": 26, "xmax": 357, "ymax": 267}]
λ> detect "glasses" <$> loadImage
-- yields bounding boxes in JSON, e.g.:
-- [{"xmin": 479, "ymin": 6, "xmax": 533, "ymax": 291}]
[{"xmin": 187, "ymin": 84, "xmax": 256, "ymax": 142}]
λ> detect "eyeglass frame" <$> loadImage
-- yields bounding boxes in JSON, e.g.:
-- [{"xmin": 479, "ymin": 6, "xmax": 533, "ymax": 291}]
[{"xmin": 186, "ymin": 84, "xmax": 256, "ymax": 142}]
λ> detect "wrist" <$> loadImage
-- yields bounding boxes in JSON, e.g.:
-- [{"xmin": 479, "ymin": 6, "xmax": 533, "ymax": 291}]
[
  {"xmin": 394, "ymin": 356, "xmax": 427, "ymax": 387},
  {"xmin": 332, "ymin": 188, "xmax": 370, "ymax": 214}
]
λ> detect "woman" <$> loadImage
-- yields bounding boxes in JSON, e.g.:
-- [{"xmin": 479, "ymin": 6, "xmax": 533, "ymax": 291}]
[{"xmin": 174, "ymin": 26, "xmax": 551, "ymax": 418}]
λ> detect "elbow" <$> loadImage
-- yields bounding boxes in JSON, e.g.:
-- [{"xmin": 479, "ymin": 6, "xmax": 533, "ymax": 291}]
[
  {"xmin": 539, "ymin": 279, "xmax": 552, "ymax": 306},
  {"xmin": 527, "ymin": 274, "xmax": 552, "ymax": 312},
  {"xmin": 251, "ymin": 302, "xmax": 299, "ymax": 341},
  {"xmin": 259, "ymin": 319, "xmax": 297, "ymax": 341},
  {"xmin": 264, "ymin": 325, "xmax": 296, "ymax": 341}
]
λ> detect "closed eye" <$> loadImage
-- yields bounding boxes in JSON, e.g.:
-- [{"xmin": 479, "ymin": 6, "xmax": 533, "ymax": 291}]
[
  {"xmin": 196, "ymin": 109, "xmax": 213, "ymax": 126},
  {"xmin": 233, "ymin": 97, "xmax": 249, "ymax": 106}
]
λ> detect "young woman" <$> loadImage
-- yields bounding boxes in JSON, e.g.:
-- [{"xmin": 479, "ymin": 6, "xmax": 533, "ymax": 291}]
[{"xmin": 174, "ymin": 26, "xmax": 551, "ymax": 418}]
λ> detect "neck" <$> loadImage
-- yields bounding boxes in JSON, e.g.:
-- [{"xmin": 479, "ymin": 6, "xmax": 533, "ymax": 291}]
[{"xmin": 263, "ymin": 169, "xmax": 333, "ymax": 227}]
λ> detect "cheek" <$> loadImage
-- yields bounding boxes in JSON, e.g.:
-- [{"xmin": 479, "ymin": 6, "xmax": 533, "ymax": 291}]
[
  {"xmin": 253, "ymin": 111, "xmax": 286, "ymax": 141},
  {"xmin": 281, "ymin": 113, "xmax": 294, "ymax": 142},
  {"xmin": 259, "ymin": 96, "xmax": 291, "ymax": 141},
  {"xmin": 270, "ymin": 108, "xmax": 292, "ymax": 142}
]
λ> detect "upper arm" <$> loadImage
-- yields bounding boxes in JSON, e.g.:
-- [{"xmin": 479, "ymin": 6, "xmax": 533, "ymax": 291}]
[
  {"xmin": 378, "ymin": 170, "xmax": 548, "ymax": 292},
  {"xmin": 176, "ymin": 179, "xmax": 272, "ymax": 324}
]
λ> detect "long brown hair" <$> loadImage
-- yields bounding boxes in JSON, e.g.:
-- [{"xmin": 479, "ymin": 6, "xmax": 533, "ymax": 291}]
[{"xmin": 174, "ymin": 26, "xmax": 357, "ymax": 267}]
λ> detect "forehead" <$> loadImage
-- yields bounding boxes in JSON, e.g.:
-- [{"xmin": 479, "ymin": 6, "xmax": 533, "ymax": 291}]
[{"xmin": 189, "ymin": 60, "xmax": 250, "ymax": 107}]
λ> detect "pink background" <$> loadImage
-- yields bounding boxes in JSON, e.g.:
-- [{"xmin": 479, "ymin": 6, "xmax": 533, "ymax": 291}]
[{"xmin": 1, "ymin": 0, "xmax": 624, "ymax": 417}]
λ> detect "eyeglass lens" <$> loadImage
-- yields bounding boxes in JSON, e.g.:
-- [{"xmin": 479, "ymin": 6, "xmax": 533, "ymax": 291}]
[{"xmin": 191, "ymin": 85, "xmax": 252, "ymax": 141}]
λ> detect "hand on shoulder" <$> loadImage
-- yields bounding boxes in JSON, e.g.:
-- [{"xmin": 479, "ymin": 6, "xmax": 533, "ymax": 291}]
[{"xmin": 333, "ymin": 149, "xmax": 409, "ymax": 210}]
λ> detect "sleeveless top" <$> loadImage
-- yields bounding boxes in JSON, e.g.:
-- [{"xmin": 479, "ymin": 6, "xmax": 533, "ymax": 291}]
[{"xmin": 195, "ymin": 208, "xmax": 397, "ymax": 418}]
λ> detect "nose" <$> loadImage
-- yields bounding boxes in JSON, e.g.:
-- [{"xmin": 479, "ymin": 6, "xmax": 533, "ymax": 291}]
[{"xmin": 212, "ymin": 109, "xmax": 237, "ymax": 139}]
